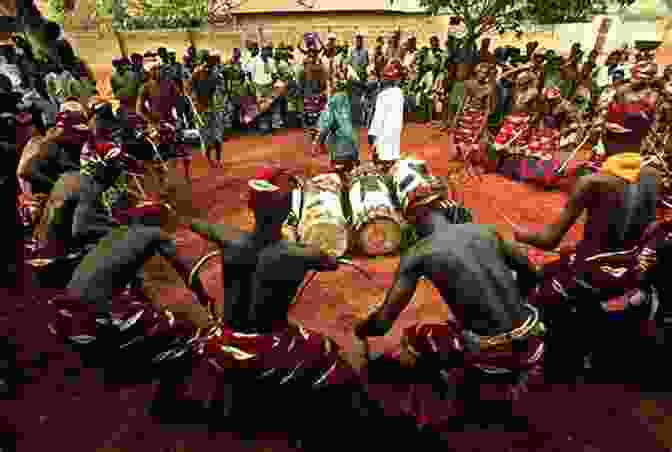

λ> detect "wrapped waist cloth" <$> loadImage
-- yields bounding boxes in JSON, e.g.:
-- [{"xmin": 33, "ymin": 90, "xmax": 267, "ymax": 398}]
[
  {"xmin": 403, "ymin": 305, "xmax": 545, "ymax": 373},
  {"xmin": 47, "ymin": 289, "xmax": 201, "ymax": 365},
  {"xmin": 202, "ymin": 323, "xmax": 358, "ymax": 388},
  {"xmin": 494, "ymin": 112, "xmax": 531, "ymax": 151}
]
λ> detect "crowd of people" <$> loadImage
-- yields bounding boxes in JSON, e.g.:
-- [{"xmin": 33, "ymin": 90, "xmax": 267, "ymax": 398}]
[{"xmin": 3, "ymin": 14, "xmax": 672, "ymax": 449}]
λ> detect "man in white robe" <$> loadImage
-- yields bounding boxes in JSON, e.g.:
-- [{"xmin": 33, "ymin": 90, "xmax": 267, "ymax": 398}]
[{"xmin": 368, "ymin": 61, "xmax": 404, "ymax": 167}]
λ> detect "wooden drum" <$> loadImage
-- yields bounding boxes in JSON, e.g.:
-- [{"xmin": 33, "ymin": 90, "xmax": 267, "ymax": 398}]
[
  {"xmin": 389, "ymin": 158, "xmax": 442, "ymax": 214},
  {"xmin": 282, "ymin": 187, "xmax": 304, "ymax": 243},
  {"xmin": 349, "ymin": 166, "xmax": 403, "ymax": 256},
  {"xmin": 297, "ymin": 173, "xmax": 349, "ymax": 257}
]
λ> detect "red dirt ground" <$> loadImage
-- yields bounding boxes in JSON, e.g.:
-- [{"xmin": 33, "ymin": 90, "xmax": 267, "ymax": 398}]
[{"xmin": 3, "ymin": 124, "xmax": 672, "ymax": 452}]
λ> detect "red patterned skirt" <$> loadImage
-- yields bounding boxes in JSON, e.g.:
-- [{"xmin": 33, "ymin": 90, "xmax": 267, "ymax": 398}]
[
  {"xmin": 47, "ymin": 289, "xmax": 201, "ymax": 367},
  {"xmin": 400, "ymin": 315, "xmax": 545, "ymax": 427},
  {"xmin": 529, "ymin": 218, "xmax": 672, "ymax": 310},
  {"xmin": 202, "ymin": 323, "xmax": 358, "ymax": 388},
  {"xmin": 527, "ymin": 127, "xmax": 561, "ymax": 160},
  {"xmin": 494, "ymin": 113, "xmax": 531, "ymax": 150},
  {"xmin": 454, "ymin": 110, "xmax": 487, "ymax": 155}
]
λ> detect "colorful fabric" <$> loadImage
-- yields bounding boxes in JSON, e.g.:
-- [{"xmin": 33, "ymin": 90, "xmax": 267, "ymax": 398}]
[
  {"xmin": 497, "ymin": 156, "xmax": 597, "ymax": 187},
  {"xmin": 318, "ymin": 92, "xmax": 359, "ymax": 162},
  {"xmin": 303, "ymin": 94, "xmax": 326, "ymax": 127},
  {"xmin": 201, "ymin": 323, "xmax": 357, "ymax": 388},
  {"xmin": 601, "ymin": 152, "xmax": 642, "ymax": 183},
  {"xmin": 527, "ymin": 127, "xmax": 560, "ymax": 159},
  {"xmin": 47, "ymin": 289, "xmax": 201, "ymax": 366},
  {"xmin": 400, "ymin": 312, "xmax": 545, "ymax": 425},
  {"xmin": 494, "ymin": 112, "xmax": 531, "ymax": 152},
  {"xmin": 529, "ymin": 217, "xmax": 672, "ymax": 309},
  {"xmin": 454, "ymin": 110, "xmax": 487, "ymax": 155}
]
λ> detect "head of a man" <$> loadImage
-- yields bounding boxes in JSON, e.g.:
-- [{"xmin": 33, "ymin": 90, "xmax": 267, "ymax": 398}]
[
  {"xmin": 430, "ymin": 36, "xmax": 440, "ymax": 50},
  {"xmin": 248, "ymin": 165, "xmax": 295, "ymax": 230},
  {"xmin": 355, "ymin": 35, "xmax": 364, "ymax": 48}
]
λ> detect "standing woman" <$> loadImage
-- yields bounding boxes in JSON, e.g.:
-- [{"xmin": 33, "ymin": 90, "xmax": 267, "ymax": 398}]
[
  {"xmin": 312, "ymin": 61, "xmax": 360, "ymax": 175},
  {"xmin": 299, "ymin": 47, "xmax": 328, "ymax": 143}
]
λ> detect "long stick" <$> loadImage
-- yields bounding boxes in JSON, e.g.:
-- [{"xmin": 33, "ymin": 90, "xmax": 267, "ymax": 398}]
[{"xmin": 557, "ymin": 131, "xmax": 592, "ymax": 174}]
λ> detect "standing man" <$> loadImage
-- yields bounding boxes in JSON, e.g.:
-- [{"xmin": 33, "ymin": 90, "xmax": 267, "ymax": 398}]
[
  {"xmin": 369, "ymin": 61, "xmax": 405, "ymax": 172},
  {"xmin": 349, "ymin": 32, "xmax": 369, "ymax": 82},
  {"xmin": 349, "ymin": 31, "xmax": 369, "ymax": 127},
  {"xmin": 250, "ymin": 40, "xmax": 278, "ymax": 135}
]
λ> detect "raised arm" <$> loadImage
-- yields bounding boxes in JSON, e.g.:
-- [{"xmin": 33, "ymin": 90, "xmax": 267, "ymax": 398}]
[{"xmin": 515, "ymin": 176, "xmax": 592, "ymax": 250}]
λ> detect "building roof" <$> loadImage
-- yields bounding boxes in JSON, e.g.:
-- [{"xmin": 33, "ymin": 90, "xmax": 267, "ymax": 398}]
[{"xmin": 230, "ymin": 0, "xmax": 389, "ymax": 14}]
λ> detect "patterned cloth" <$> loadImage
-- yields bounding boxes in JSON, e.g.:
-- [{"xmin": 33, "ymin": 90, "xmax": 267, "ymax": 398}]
[
  {"xmin": 201, "ymin": 323, "xmax": 358, "ymax": 388},
  {"xmin": 529, "ymin": 217, "xmax": 672, "ymax": 309},
  {"xmin": 527, "ymin": 127, "xmax": 560, "ymax": 160},
  {"xmin": 401, "ymin": 307, "xmax": 545, "ymax": 426},
  {"xmin": 493, "ymin": 112, "xmax": 531, "ymax": 153},
  {"xmin": 318, "ymin": 92, "xmax": 359, "ymax": 162},
  {"xmin": 454, "ymin": 109, "xmax": 487, "ymax": 155},
  {"xmin": 47, "ymin": 289, "xmax": 201, "ymax": 368},
  {"xmin": 303, "ymin": 94, "xmax": 326, "ymax": 128}
]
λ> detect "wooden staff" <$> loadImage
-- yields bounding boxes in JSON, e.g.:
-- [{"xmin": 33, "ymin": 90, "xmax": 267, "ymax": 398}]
[
  {"xmin": 114, "ymin": 31, "xmax": 127, "ymax": 59},
  {"xmin": 556, "ymin": 132, "xmax": 592, "ymax": 174}
]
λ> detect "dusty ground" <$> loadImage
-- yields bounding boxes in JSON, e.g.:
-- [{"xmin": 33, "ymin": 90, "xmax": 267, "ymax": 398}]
[
  {"xmin": 3, "ymin": 124, "xmax": 672, "ymax": 452},
  {"xmin": 143, "ymin": 124, "xmax": 585, "ymax": 359}
]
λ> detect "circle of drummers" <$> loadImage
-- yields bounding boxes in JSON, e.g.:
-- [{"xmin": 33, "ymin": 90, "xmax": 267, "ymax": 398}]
[{"xmin": 3, "ymin": 22, "xmax": 672, "ymax": 447}]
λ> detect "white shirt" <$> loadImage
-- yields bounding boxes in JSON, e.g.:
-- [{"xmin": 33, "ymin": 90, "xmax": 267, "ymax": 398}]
[
  {"xmin": 251, "ymin": 55, "xmax": 275, "ymax": 85},
  {"xmin": 369, "ymin": 85, "xmax": 404, "ymax": 161}
]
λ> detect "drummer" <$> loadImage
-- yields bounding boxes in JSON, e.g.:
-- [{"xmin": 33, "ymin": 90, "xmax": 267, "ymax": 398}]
[
  {"xmin": 369, "ymin": 60, "xmax": 404, "ymax": 173},
  {"xmin": 355, "ymin": 181, "xmax": 545, "ymax": 427},
  {"xmin": 189, "ymin": 164, "xmax": 341, "ymax": 329},
  {"xmin": 311, "ymin": 61, "xmax": 360, "ymax": 177}
]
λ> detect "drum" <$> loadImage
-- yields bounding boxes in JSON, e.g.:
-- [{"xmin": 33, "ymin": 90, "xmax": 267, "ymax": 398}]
[
  {"xmin": 297, "ymin": 174, "xmax": 349, "ymax": 257},
  {"xmin": 282, "ymin": 187, "xmax": 303, "ymax": 243},
  {"xmin": 389, "ymin": 158, "xmax": 441, "ymax": 214},
  {"xmin": 349, "ymin": 167, "xmax": 403, "ymax": 256}
]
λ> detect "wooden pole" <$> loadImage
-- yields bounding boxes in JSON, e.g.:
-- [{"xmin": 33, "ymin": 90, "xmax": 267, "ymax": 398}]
[{"xmin": 114, "ymin": 30, "xmax": 127, "ymax": 59}]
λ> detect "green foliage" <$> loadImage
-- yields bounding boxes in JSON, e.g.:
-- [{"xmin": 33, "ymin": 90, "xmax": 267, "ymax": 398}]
[
  {"xmin": 47, "ymin": 0, "xmax": 65, "ymax": 24},
  {"xmin": 418, "ymin": 0, "xmax": 637, "ymax": 45},
  {"xmin": 113, "ymin": 0, "xmax": 208, "ymax": 30}
]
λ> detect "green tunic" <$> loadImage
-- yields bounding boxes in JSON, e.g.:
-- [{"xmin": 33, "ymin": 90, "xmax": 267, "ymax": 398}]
[{"xmin": 318, "ymin": 91, "xmax": 359, "ymax": 162}]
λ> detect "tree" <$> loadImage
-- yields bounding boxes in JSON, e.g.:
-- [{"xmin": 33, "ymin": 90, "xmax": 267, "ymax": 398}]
[
  {"xmin": 418, "ymin": 0, "xmax": 637, "ymax": 46},
  {"xmin": 119, "ymin": 0, "xmax": 208, "ymax": 29}
]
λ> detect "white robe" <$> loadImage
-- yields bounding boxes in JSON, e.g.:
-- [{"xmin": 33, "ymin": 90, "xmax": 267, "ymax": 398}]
[{"xmin": 369, "ymin": 86, "xmax": 404, "ymax": 161}]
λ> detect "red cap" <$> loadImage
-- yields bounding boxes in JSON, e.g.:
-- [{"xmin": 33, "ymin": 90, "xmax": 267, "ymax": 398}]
[
  {"xmin": 382, "ymin": 61, "xmax": 403, "ymax": 80},
  {"xmin": 248, "ymin": 164, "xmax": 292, "ymax": 211}
]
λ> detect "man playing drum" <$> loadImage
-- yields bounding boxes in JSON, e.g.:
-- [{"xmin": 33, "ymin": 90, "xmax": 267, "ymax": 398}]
[
  {"xmin": 188, "ymin": 165, "xmax": 418, "ymax": 447},
  {"xmin": 355, "ymin": 180, "xmax": 545, "ymax": 428}
]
